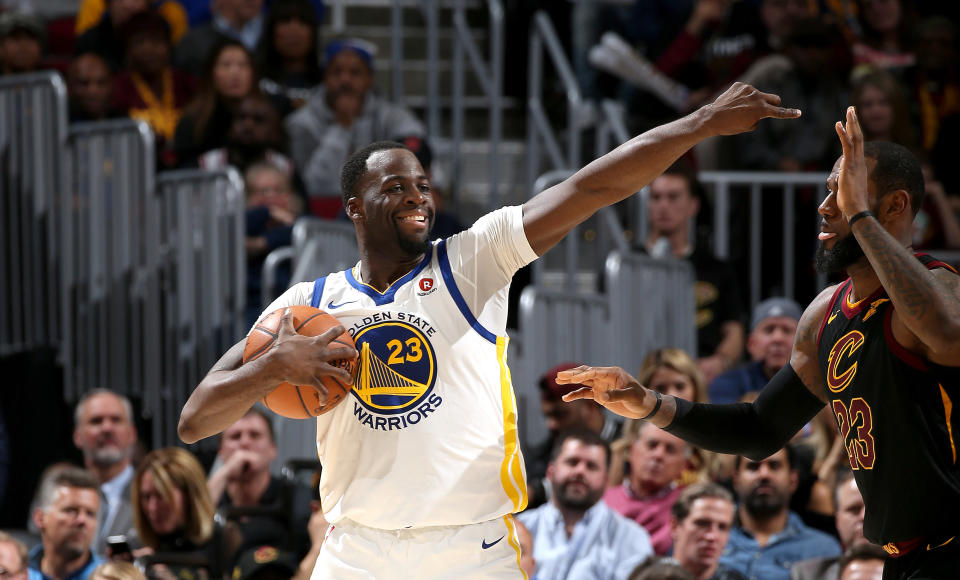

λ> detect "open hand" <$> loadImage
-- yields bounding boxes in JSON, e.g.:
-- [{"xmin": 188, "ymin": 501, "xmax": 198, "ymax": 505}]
[
  {"xmin": 267, "ymin": 308, "xmax": 357, "ymax": 399},
  {"xmin": 702, "ymin": 82, "xmax": 801, "ymax": 136},
  {"xmin": 556, "ymin": 365, "xmax": 657, "ymax": 419},
  {"xmin": 834, "ymin": 106, "xmax": 871, "ymax": 219}
]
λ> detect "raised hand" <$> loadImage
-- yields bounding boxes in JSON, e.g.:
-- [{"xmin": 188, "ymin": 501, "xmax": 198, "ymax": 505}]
[
  {"xmin": 268, "ymin": 308, "xmax": 357, "ymax": 397},
  {"xmin": 834, "ymin": 106, "xmax": 871, "ymax": 219},
  {"xmin": 556, "ymin": 365, "xmax": 658, "ymax": 419},
  {"xmin": 702, "ymin": 82, "xmax": 801, "ymax": 136}
]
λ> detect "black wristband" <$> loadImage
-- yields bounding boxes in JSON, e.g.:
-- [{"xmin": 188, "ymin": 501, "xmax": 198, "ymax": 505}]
[
  {"xmin": 640, "ymin": 390, "xmax": 662, "ymax": 420},
  {"xmin": 848, "ymin": 210, "xmax": 875, "ymax": 227}
]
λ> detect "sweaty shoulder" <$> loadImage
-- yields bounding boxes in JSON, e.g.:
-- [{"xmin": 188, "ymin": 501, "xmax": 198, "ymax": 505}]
[
  {"xmin": 445, "ymin": 206, "xmax": 538, "ymax": 278},
  {"xmin": 789, "ymin": 284, "xmax": 841, "ymax": 403}
]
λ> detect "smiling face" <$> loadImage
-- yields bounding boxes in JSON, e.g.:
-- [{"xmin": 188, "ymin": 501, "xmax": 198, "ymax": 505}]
[{"xmin": 347, "ymin": 148, "xmax": 436, "ymax": 259}]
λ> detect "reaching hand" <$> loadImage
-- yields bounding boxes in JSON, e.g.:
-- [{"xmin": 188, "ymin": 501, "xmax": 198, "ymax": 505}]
[
  {"xmin": 834, "ymin": 106, "xmax": 871, "ymax": 219},
  {"xmin": 555, "ymin": 365, "xmax": 658, "ymax": 419},
  {"xmin": 702, "ymin": 82, "xmax": 801, "ymax": 137},
  {"xmin": 266, "ymin": 308, "xmax": 357, "ymax": 399}
]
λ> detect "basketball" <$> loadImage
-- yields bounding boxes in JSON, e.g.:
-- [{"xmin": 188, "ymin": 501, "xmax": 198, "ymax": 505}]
[{"xmin": 243, "ymin": 305, "xmax": 357, "ymax": 419}]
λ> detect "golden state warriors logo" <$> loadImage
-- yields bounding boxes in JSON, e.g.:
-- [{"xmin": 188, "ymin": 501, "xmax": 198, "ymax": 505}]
[
  {"xmin": 827, "ymin": 330, "xmax": 865, "ymax": 394},
  {"xmin": 347, "ymin": 313, "xmax": 442, "ymax": 430}
]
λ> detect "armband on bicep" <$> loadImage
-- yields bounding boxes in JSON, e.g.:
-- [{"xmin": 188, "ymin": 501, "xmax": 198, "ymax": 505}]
[{"xmin": 664, "ymin": 364, "xmax": 825, "ymax": 460}]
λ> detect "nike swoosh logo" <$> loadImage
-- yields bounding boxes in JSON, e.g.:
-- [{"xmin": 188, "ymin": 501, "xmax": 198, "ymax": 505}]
[
  {"xmin": 327, "ymin": 299, "xmax": 357, "ymax": 309},
  {"xmin": 481, "ymin": 535, "xmax": 504, "ymax": 550},
  {"xmin": 828, "ymin": 311, "xmax": 839, "ymax": 324}
]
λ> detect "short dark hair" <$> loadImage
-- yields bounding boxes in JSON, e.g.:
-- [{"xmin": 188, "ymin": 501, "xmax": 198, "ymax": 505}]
[
  {"xmin": 549, "ymin": 428, "xmax": 611, "ymax": 469},
  {"xmin": 660, "ymin": 157, "xmax": 704, "ymax": 202},
  {"xmin": 837, "ymin": 543, "xmax": 887, "ymax": 574},
  {"xmin": 864, "ymin": 141, "xmax": 925, "ymax": 217},
  {"xmin": 734, "ymin": 443, "xmax": 796, "ymax": 472},
  {"xmin": 671, "ymin": 481, "xmax": 734, "ymax": 523},
  {"xmin": 36, "ymin": 466, "xmax": 99, "ymax": 510},
  {"xmin": 340, "ymin": 140, "xmax": 412, "ymax": 205}
]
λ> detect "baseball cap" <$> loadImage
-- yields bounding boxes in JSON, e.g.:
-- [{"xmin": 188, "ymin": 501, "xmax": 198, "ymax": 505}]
[
  {"xmin": 750, "ymin": 297, "xmax": 803, "ymax": 331},
  {"xmin": 539, "ymin": 362, "xmax": 584, "ymax": 399},
  {"xmin": 0, "ymin": 12, "xmax": 44, "ymax": 41},
  {"xmin": 324, "ymin": 37, "xmax": 376, "ymax": 69},
  {"xmin": 231, "ymin": 546, "xmax": 299, "ymax": 580}
]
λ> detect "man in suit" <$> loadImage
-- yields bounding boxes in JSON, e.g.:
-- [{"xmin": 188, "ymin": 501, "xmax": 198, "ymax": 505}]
[{"xmin": 73, "ymin": 390, "xmax": 139, "ymax": 555}]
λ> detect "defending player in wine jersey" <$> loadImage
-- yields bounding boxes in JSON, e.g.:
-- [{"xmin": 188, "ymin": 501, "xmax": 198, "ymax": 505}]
[
  {"xmin": 260, "ymin": 206, "xmax": 536, "ymax": 530},
  {"xmin": 816, "ymin": 253, "xmax": 960, "ymax": 545}
]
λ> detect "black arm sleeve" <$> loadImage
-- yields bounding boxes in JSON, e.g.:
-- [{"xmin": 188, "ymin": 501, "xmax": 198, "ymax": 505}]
[{"xmin": 663, "ymin": 364, "xmax": 825, "ymax": 460}]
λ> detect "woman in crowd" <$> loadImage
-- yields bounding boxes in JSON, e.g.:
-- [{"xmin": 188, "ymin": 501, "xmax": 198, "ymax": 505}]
[
  {"xmin": 256, "ymin": 0, "xmax": 323, "ymax": 116},
  {"xmin": 91, "ymin": 561, "xmax": 146, "ymax": 580},
  {"xmin": 608, "ymin": 348, "xmax": 715, "ymax": 488},
  {"xmin": 850, "ymin": 67, "xmax": 917, "ymax": 148},
  {"xmin": 132, "ymin": 447, "xmax": 231, "ymax": 580},
  {"xmin": 174, "ymin": 38, "xmax": 255, "ymax": 167},
  {"xmin": 852, "ymin": 0, "xmax": 916, "ymax": 74}
]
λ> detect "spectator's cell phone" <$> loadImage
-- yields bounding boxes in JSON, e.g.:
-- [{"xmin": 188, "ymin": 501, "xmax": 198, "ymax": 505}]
[{"xmin": 106, "ymin": 535, "xmax": 132, "ymax": 558}]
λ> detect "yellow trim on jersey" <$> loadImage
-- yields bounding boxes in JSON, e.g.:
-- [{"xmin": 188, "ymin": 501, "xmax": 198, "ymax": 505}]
[
  {"xmin": 845, "ymin": 291, "xmax": 868, "ymax": 308},
  {"xmin": 503, "ymin": 515, "xmax": 529, "ymax": 580},
  {"xmin": 497, "ymin": 337, "xmax": 528, "ymax": 512},
  {"xmin": 939, "ymin": 384, "xmax": 956, "ymax": 464}
]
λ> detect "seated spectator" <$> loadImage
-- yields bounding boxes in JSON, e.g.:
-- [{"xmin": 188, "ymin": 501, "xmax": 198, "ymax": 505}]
[
  {"xmin": 836, "ymin": 544, "xmax": 886, "ymax": 580},
  {"xmin": 174, "ymin": 0, "xmax": 264, "ymax": 77},
  {"xmin": 207, "ymin": 408, "xmax": 309, "ymax": 558},
  {"xmin": 285, "ymin": 38, "xmax": 425, "ymax": 218},
  {"xmin": 288, "ymin": 470, "xmax": 328, "ymax": 580},
  {"xmin": 72, "ymin": 390, "xmax": 141, "ymax": 557},
  {"xmin": 669, "ymin": 483, "xmax": 745, "ymax": 580},
  {"xmin": 75, "ymin": 0, "xmax": 187, "ymax": 47},
  {"xmin": 0, "ymin": 531, "xmax": 29, "ymax": 580},
  {"xmin": 604, "ymin": 421, "xmax": 690, "ymax": 555},
  {"xmin": 902, "ymin": 17, "xmax": 960, "ymax": 153},
  {"xmin": 230, "ymin": 545, "xmax": 299, "ymax": 580},
  {"xmin": 517, "ymin": 429, "xmax": 653, "ymax": 580},
  {"xmin": 132, "ymin": 447, "xmax": 229, "ymax": 579},
  {"xmin": 89, "ymin": 561, "xmax": 145, "ymax": 580},
  {"xmin": 524, "ymin": 363, "xmax": 622, "ymax": 510},
  {"xmin": 791, "ymin": 470, "xmax": 869, "ymax": 580},
  {"xmin": 74, "ymin": 0, "xmax": 150, "ymax": 71},
  {"xmin": 112, "ymin": 10, "xmax": 195, "ymax": 168},
  {"xmin": 68, "ymin": 53, "xmax": 124, "ymax": 122},
  {"xmin": 851, "ymin": 0, "xmax": 916, "ymax": 74},
  {"xmin": 709, "ymin": 297, "xmax": 802, "ymax": 404},
  {"xmin": 0, "ymin": 12, "xmax": 44, "ymax": 75},
  {"xmin": 851, "ymin": 67, "xmax": 919, "ymax": 150},
  {"xmin": 611, "ymin": 349, "xmax": 714, "ymax": 489},
  {"xmin": 734, "ymin": 18, "xmax": 849, "ymax": 172},
  {"xmin": 628, "ymin": 556, "xmax": 696, "ymax": 580},
  {"xmin": 198, "ymin": 92, "xmax": 293, "ymax": 177},
  {"xmin": 243, "ymin": 162, "xmax": 300, "ymax": 327},
  {"xmin": 256, "ymin": 0, "xmax": 322, "ymax": 116},
  {"xmin": 174, "ymin": 38, "xmax": 255, "ymax": 167},
  {"xmin": 719, "ymin": 446, "xmax": 841, "ymax": 580},
  {"xmin": 29, "ymin": 467, "xmax": 103, "ymax": 580},
  {"xmin": 640, "ymin": 160, "xmax": 745, "ymax": 384}
]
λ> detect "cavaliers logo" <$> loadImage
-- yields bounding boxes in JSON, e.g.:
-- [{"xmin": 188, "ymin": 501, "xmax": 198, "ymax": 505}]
[
  {"xmin": 352, "ymin": 321, "xmax": 437, "ymax": 414},
  {"xmin": 827, "ymin": 330, "xmax": 865, "ymax": 393}
]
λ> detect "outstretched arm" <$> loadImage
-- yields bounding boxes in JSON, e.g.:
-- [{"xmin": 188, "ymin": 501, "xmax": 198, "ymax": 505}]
[
  {"xmin": 178, "ymin": 309, "xmax": 357, "ymax": 443},
  {"xmin": 521, "ymin": 82, "xmax": 801, "ymax": 256},
  {"xmin": 833, "ymin": 106, "xmax": 960, "ymax": 363},
  {"xmin": 558, "ymin": 287, "xmax": 833, "ymax": 460}
]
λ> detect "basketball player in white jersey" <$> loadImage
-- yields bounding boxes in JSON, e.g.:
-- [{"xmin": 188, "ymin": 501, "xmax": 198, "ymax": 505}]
[{"xmin": 178, "ymin": 82, "xmax": 800, "ymax": 579}]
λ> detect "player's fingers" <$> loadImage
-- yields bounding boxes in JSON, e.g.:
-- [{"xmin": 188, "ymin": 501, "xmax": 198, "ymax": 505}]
[
  {"xmin": 323, "ymin": 362, "xmax": 355, "ymax": 385},
  {"xmin": 309, "ymin": 382, "xmax": 330, "ymax": 403},
  {"xmin": 313, "ymin": 325, "xmax": 347, "ymax": 345},
  {"xmin": 764, "ymin": 101, "xmax": 802, "ymax": 119},
  {"xmin": 846, "ymin": 106, "xmax": 864, "ymax": 151},
  {"xmin": 323, "ymin": 345, "xmax": 358, "ymax": 362},
  {"xmin": 561, "ymin": 387, "xmax": 597, "ymax": 402},
  {"xmin": 277, "ymin": 308, "xmax": 296, "ymax": 336},
  {"xmin": 556, "ymin": 367, "xmax": 596, "ymax": 383},
  {"xmin": 835, "ymin": 121, "xmax": 850, "ymax": 152}
]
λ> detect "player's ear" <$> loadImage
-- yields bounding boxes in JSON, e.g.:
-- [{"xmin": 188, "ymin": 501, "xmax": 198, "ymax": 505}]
[
  {"xmin": 880, "ymin": 189, "xmax": 910, "ymax": 220},
  {"xmin": 345, "ymin": 196, "xmax": 363, "ymax": 221}
]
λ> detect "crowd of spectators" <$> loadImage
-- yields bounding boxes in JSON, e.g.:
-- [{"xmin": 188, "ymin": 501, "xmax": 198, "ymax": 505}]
[{"xmin": 2, "ymin": 0, "xmax": 957, "ymax": 578}]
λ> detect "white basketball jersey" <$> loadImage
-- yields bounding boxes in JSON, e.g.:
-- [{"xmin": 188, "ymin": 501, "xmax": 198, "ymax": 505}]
[{"xmin": 261, "ymin": 206, "xmax": 537, "ymax": 530}]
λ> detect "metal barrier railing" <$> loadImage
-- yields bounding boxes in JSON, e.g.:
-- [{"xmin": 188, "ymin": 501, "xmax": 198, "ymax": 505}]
[
  {"xmin": 0, "ymin": 71, "xmax": 69, "ymax": 356},
  {"xmin": 451, "ymin": 0, "xmax": 503, "ymax": 211},
  {"xmin": 526, "ymin": 10, "xmax": 583, "ymax": 198}
]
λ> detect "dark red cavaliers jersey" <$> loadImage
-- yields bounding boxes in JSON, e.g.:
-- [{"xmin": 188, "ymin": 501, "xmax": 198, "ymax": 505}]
[{"xmin": 816, "ymin": 254, "xmax": 960, "ymax": 545}]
